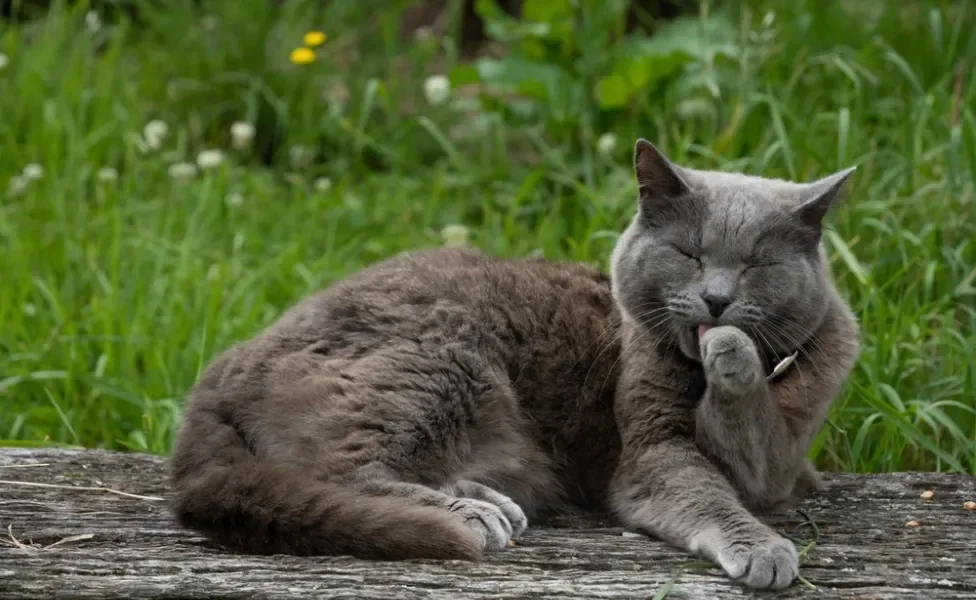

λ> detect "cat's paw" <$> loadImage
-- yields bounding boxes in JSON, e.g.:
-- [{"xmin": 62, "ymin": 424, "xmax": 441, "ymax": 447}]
[
  {"xmin": 496, "ymin": 499, "xmax": 528, "ymax": 540},
  {"xmin": 794, "ymin": 461, "xmax": 825, "ymax": 495},
  {"xmin": 454, "ymin": 480, "xmax": 528, "ymax": 540},
  {"xmin": 716, "ymin": 534, "xmax": 799, "ymax": 590},
  {"xmin": 700, "ymin": 326, "xmax": 763, "ymax": 397},
  {"xmin": 447, "ymin": 498, "xmax": 514, "ymax": 551}
]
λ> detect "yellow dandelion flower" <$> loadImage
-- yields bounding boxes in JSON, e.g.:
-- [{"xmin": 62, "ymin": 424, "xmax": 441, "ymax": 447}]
[
  {"xmin": 303, "ymin": 31, "xmax": 327, "ymax": 47},
  {"xmin": 290, "ymin": 47, "xmax": 316, "ymax": 65}
]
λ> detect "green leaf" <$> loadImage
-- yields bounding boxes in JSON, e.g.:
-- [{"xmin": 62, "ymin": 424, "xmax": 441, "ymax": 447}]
[
  {"xmin": 521, "ymin": 0, "xmax": 572, "ymax": 23},
  {"xmin": 472, "ymin": 56, "xmax": 573, "ymax": 104},
  {"xmin": 627, "ymin": 15, "xmax": 738, "ymax": 62},
  {"xmin": 599, "ymin": 14, "xmax": 740, "ymax": 99},
  {"xmin": 475, "ymin": 0, "xmax": 552, "ymax": 43},
  {"xmin": 825, "ymin": 229, "xmax": 869, "ymax": 285},
  {"xmin": 448, "ymin": 65, "xmax": 481, "ymax": 87},
  {"xmin": 594, "ymin": 73, "xmax": 630, "ymax": 108}
]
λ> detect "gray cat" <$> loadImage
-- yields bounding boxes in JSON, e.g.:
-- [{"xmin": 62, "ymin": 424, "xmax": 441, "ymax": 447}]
[{"xmin": 169, "ymin": 139, "xmax": 859, "ymax": 590}]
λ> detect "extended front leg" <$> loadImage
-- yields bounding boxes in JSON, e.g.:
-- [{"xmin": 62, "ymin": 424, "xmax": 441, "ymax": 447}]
[
  {"xmin": 695, "ymin": 326, "xmax": 803, "ymax": 508},
  {"xmin": 610, "ymin": 441, "xmax": 799, "ymax": 589}
]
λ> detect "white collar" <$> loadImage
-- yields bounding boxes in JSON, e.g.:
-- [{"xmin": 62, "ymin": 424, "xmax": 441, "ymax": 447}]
[{"xmin": 766, "ymin": 351, "xmax": 798, "ymax": 381}]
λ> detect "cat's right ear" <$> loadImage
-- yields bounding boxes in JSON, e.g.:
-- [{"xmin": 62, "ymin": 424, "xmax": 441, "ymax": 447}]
[{"xmin": 634, "ymin": 139, "xmax": 691, "ymax": 222}]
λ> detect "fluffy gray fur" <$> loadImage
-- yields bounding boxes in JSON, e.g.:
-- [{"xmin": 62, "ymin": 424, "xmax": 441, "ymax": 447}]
[
  {"xmin": 169, "ymin": 139, "xmax": 859, "ymax": 591},
  {"xmin": 609, "ymin": 140, "xmax": 859, "ymax": 588}
]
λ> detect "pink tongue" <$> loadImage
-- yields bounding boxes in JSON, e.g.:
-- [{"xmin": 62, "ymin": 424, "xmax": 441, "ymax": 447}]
[{"xmin": 697, "ymin": 324, "xmax": 712, "ymax": 340}]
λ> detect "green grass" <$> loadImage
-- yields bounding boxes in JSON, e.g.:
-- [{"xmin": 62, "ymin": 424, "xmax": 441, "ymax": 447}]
[{"xmin": 1, "ymin": 0, "xmax": 974, "ymax": 473}]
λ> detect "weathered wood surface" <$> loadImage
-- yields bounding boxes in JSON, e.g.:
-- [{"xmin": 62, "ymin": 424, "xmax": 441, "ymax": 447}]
[{"xmin": 0, "ymin": 449, "xmax": 974, "ymax": 599}]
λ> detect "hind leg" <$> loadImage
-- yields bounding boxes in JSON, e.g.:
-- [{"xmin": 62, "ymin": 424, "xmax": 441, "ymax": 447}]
[
  {"xmin": 359, "ymin": 479, "xmax": 518, "ymax": 551},
  {"xmin": 257, "ymin": 342, "xmax": 541, "ymax": 551}
]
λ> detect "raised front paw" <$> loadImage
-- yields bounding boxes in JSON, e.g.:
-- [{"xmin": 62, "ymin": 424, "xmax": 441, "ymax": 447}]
[
  {"xmin": 716, "ymin": 534, "xmax": 799, "ymax": 590},
  {"xmin": 700, "ymin": 326, "xmax": 763, "ymax": 397}
]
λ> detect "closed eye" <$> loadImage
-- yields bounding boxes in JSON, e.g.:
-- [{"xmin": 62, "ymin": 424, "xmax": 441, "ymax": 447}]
[
  {"xmin": 671, "ymin": 244, "xmax": 702, "ymax": 265},
  {"xmin": 745, "ymin": 260, "xmax": 780, "ymax": 270}
]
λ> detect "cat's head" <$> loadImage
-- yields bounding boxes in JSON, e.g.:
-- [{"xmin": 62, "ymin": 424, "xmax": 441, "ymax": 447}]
[{"xmin": 610, "ymin": 139, "xmax": 856, "ymax": 361}]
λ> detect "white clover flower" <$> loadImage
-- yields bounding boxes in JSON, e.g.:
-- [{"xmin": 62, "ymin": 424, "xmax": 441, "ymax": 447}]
[
  {"xmin": 22, "ymin": 163, "xmax": 43, "ymax": 180},
  {"xmin": 196, "ymin": 149, "xmax": 225, "ymax": 170},
  {"xmin": 224, "ymin": 191, "xmax": 244, "ymax": 207},
  {"xmin": 440, "ymin": 224, "xmax": 470, "ymax": 247},
  {"xmin": 7, "ymin": 175, "xmax": 27, "ymax": 196},
  {"xmin": 596, "ymin": 133, "xmax": 617, "ymax": 155},
  {"xmin": 168, "ymin": 162, "xmax": 197, "ymax": 181},
  {"xmin": 85, "ymin": 10, "xmax": 102, "ymax": 33},
  {"xmin": 289, "ymin": 145, "xmax": 313, "ymax": 168},
  {"xmin": 230, "ymin": 121, "xmax": 255, "ymax": 150},
  {"xmin": 314, "ymin": 176, "xmax": 332, "ymax": 192},
  {"xmin": 423, "ymin": 75, "xmax": 451, "ymax": 106},
  {"xmin": 0, "ymin": 53, "xmax": 9, "ymax": 71},
  {"xmin": 342, "ymin": 191, "xmax": 363, "ymax": 211},
  {"xmin": 413, "ymin": 26, "xmax": 434, "ymax": 42},
  {"xmin": 96, "ymin": 167, "xmax": 118, "ymax": 183},
  {"xmin": 143, "ymin": 119, "xmax": 169, "ymax": 150}
]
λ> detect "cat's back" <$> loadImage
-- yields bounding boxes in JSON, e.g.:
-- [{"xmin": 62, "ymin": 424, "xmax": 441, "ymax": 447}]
[
  {"xmin": 198, "ymin": 247, "xmax": 619, "ymax": 427},
  {"xmin": 264, "ymin": 247, "xmax": 615, "ymax": 352}
]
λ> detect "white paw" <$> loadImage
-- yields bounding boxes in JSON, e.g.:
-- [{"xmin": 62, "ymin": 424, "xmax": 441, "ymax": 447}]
[
  {"xmin": 454, "ymin": 481, "xmax": 528, "ymax": 540},
  {"xmin": 447, "ymin": 498, "xmax": 513, "ymax": 551},
  {"xmin": 716, "ymin": 535, "xmax": 799, "ymax": 589}
]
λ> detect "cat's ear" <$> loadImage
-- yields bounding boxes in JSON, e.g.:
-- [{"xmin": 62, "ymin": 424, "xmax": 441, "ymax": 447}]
[
  {"xmin": 792, "ymin": 166, "xmax": 857, "ymax": 231},
  {"xmin": 634, "ymin": 139, "xmax": 690, "ymax": 207}
]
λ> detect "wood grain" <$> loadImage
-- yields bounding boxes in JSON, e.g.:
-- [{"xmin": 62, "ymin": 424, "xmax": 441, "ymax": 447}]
[{"xmin": 1, "ymin": 448, "xmax": 974, "ymax": 599}]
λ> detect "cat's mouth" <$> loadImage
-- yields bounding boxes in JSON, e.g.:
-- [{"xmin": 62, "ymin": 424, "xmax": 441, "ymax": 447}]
[{"xmin": 686, "ymin": 324, "xmax": 712, "ymax": 341}]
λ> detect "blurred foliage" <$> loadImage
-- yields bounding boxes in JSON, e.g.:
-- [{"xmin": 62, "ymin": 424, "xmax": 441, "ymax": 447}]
[{"xmin": 0, "ymin": 0, "xmax": 974, "ymax": 472}]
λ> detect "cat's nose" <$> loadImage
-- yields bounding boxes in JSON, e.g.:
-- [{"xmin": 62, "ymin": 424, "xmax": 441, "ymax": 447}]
[{"xmin": 701, "ymin": 293, "xmax": 732, "ymax": 318}]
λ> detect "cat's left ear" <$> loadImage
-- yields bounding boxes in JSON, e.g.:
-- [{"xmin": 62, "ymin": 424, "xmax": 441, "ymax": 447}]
[{"xmin": 792, "ymin": 166, "xmax": 858, "ymax": 230}]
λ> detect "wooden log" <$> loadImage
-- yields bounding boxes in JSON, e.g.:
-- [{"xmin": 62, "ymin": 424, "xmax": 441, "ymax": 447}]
[{"xmin": 0, "ymin": 448, "xmax": 974, "ymax": 599}]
